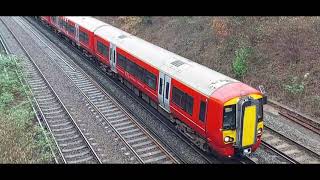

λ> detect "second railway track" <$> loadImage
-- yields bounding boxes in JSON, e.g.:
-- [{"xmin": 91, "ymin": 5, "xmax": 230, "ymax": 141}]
[
  {"xmin": 261, "ymin": 126, "xmax": 320, "ymax": 164},
  {"xmin": 268, "ymin": 100, "xmax": 320, "ymax": 135}
]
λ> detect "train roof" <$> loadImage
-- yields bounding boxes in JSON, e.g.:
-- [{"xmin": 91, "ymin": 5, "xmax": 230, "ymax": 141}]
[
  {"xmin": 93, "ymin": 23, "xmax": 240, "ymax": 97},
  {"xmin": 93, "ymin": 21, "xmax": 240, "ymax": 97},
  {"xmin": 65, "ymin": 16, "xmax": 107, "ymax": 32},
  {"xmin": 65, "ymin": 16, "xmax": 240, "ymax": 97}
]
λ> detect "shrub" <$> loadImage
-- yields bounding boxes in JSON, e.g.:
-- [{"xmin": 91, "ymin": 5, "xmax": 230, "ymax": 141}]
[
  {"xmin": 284, "ymin": 73, "xmax": 309, "ymax": 96},
  {"xmin": 232, "ymin": 47, "xmax": 251, "ymax": 79}
]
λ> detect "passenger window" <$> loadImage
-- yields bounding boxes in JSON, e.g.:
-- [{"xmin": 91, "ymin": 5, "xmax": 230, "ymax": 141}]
[
  {"xmin": 185, "ymin": 94, "xmax": 193, "ymax": 115},
  {"xmin": 117, "ymin": 53, "xmax": 126, "ymax": 68},
  {"xmin": 172, "ymin": 86, "xmax": 193, "ymax": 115},
  {"xmin": 144, "ymin": 70, "xmax": 156, "ymax": 90},
  {"xmin": 172, "ymin": 87, "xmax": 184, "ymax": 108},
  {"xmin": 199, "ymin": 101, "xmax": 206, "ymax": 122},
  {"xmin": 165, "ymin": 82, "xmax": 169, "ymax": 99},
  {"xmin": 159, "ymin": 78, "xmax": 163, "ymax": 95},
  {"xmin": 79, "ymin": 31, "xmax": 89, "ymax": 44},
  {"xmin": 137, "ymin": 66, "xmax": 144, "ymax": 81}
]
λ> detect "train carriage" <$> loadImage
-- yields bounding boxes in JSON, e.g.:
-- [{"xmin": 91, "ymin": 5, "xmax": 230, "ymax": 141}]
[
  {"xmin": 39, "ymin": 16, "xmax": 267, "ymax": 157},
  {"xmin": 91, "ymin": 20, "xmax": 266, "ymax": 156},
  {"xmin": 63, "ymin": 17, "xmax": 107, "ymax": 56},
  {"xmin": 94, "ymin": 25, "xmax": 160, "ymax": 103}
]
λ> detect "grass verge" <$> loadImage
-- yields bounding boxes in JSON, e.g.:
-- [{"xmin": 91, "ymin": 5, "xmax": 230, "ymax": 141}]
[{"xmin": 0, "ymin": 54, "xmax": 54, "ymax": 163}]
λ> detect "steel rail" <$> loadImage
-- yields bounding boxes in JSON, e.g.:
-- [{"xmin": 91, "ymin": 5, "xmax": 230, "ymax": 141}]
[{"xmin": 1, "ymin": 17, "xmax": 102, "ymax": 164}]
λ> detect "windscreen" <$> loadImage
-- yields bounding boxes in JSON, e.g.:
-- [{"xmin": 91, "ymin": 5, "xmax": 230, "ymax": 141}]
[{"xmin": 223, "ymin": 105, "xmax": 236, "ymax": 130}]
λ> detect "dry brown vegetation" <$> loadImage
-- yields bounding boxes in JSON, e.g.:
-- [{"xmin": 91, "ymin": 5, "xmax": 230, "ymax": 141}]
[{"xmin": 95, "ymin": 16, "xmax": 320, "ymax": 120}]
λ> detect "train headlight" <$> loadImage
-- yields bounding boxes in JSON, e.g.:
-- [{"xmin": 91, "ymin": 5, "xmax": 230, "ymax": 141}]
[
  {"xmin": 224, "ymin": 136, "xmax": 234, "ymax": 143},
  {"xmin": 257, "ymin": 128, "xmax": 262, "ymax": 135},
  {"xmin": 224, "ymin": 136, "xmax": 230, "ymax": 142}
]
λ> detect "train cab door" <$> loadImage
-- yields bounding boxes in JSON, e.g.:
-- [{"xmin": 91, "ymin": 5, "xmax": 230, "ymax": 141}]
[
  {"xmin": 158, "ymin": 72, "xmax": 171, "ymax": 113},
  {"xmin": 109, "ymin": 43, "xmax": 117, "ymax": 73},
  {"xmin": 75, "ymin": 24, "xmax": 80, "ymax": 46}
]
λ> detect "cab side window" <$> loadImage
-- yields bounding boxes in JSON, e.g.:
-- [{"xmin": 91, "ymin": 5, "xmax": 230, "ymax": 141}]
[{"xmin": 199, "ymin": 101, "xmax": 206, "ymax": 122}]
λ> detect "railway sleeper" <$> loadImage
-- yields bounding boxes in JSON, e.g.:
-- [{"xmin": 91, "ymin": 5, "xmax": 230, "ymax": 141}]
[
  {"xmin": 59, "ymin": 139, "xmax": 83, "ymax": 147},
  {"xmin": 123, "ymin": 132, "xmax": 144, "ymax": 139},
  {"xmin": 68, "ymin": 155, "xmax": 93, "ymax": 164},
  {"xmin": 126, "ymin": 136, "xmax": 148, "ymax": 144},
  {"xmin": 99, "ymin": 106, "xmax": 119, "ymax": 113},
  {"xmin": 45, "ymin": 114, "xmax": 68, "ymax": 119},
  {"xmin": 143, "ymin": 154, "xmax": 167, "ymax": 163},
  {"xmin": 43, "ymin": 109, "xmax": 64, "ymax": 115},
  {"xmin": 132, "ymin": 140, "xmax": 153, "ymax": 148},
  {"xmin": 119, "ymin": 128, "xmax": 140, "ymax": 135},
  {"xmin": 117, "ymin": 124, "xmax": 136, "ymax": 131},
  {"xmin": 48, "ymin": 118, "xmax": 69, "ymax": 125},
  {"xmin": 103, "ymin": 110, "xmax": 123, "ymax": 117},
  {"xmin": 52, "ymin": 125, "xmax": 74, "ymax": 132},
  {"xmin": 95, "ymin": 102, "xmax": 114, "ymax": 108},
  {"xmin": 135, "ymin": 145, "xmax": 158, "ymax": 153},
  {"xmin": 112, "ymin": 121, "xmax": 132, "ymax": 128},
  {"xmin": 54, "ymin": 130, "xmax": 78, "ymax": 138},
  {"xmin": 56, "ymin": 134, "xmax": 80, "ymax": 142},
  {"xmin": 106, "ymin": 114, "xmax": 127, "ymax": 121},
  {"xmin": 139, "ymin": 150, "xmax": 163, "ymax": 158},
  {"xmin": 64, "ymin": 150, "xmax": 91, "ymax": 159},
  {"xmin": 41, "ymin": 106, "xmax": 62, "ymax": 112},
  {"xmin": 50, "ymin": 121, "xmax": 72, "ymax": 128}
]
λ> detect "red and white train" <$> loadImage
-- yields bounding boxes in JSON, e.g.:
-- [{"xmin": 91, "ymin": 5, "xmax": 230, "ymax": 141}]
[{"xmin": 39, "ymin": 16, "xmax": 267, "ymax": 157}]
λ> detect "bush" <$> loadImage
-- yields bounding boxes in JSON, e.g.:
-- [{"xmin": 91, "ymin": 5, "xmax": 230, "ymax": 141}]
[
  {"xmin": 284, "ymin": 75, "xmax": 308, "ymax": 96},
  {"xmin": 232, "ymin": 47, "xmax": 251, "ymax": 79}
]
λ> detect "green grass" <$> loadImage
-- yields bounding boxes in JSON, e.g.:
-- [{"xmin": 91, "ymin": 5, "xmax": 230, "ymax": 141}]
[{"xmin": 0, "ymin": 54, "xmax": 54, "ymax": 163}]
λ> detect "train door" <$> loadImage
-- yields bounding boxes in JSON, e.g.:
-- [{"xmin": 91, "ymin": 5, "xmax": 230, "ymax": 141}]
[
  {"xmin": 109, "ymin": 43, "xmax": 117, "ymax": 73},
  {"xmin": 158, "ymin": 72, "xmax": 171, "ymax": 112},
  {"xmin": 75, "ymin": 24, "xmax": 80, "ymax": 46},
  {"xmin": 236, "ymin": 97, "xmax": 259, "ymax": 153}
]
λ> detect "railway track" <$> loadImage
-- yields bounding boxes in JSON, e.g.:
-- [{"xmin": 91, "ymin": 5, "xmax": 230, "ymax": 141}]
[
  {"xmin": 0, "ymin": 36, "xmax": 6, "ymax": 54},
  {"xmin": 268, "ymin": 99, "xmax": 320, "ymax": 135},
  {"xmin": 1, "ymin": 32, "xmax": 59, "ymax": 163},
  {"xmin": 25, "ymin": 17, "xmax": 257, "ymax": 164},
  {"xmin": 0, "ymin": 18, "xmax": 102, "ymax": 164},
  {"xmin": 16, "ymin": 16, "xmax": 180, "ymax": 164},
  {"xmin": 261, "ymin": 126, "xmax": 320, "ymax": 164}
]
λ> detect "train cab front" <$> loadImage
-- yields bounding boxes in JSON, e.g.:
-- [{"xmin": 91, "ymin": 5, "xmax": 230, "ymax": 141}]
[{"xmin": 220, "ymin": 94, "xmax": 267, "ymax": 157}]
